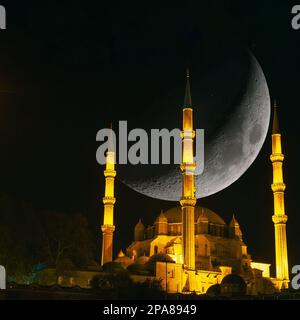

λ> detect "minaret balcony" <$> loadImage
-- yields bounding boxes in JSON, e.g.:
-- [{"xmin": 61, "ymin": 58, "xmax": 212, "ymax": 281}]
[
  {"xmin": 101, "ymin": 224, "xmax": 116, "ymax": 233},
  {"xmin": 104, "ymin": 169, "xmax": 116, "ymax": 178},
  {"xmin": 270, "ymin": 153, "xmax": 284, "ymax": 162},
  {"xmin": 180, "ymin": 196, "xmax": 197, "ymax": 207},
  {"xmin": 271, "ymin": 183, "xmax": 286, "ymax": 192},
  {"xmin": 272, "ymin": 214, "xmax": 288, "ymax": 224},
  {"xmin": 180, "ymin": 130, "xmax": 195, "ymax": 139},
  {"xmin": 180, "ymin": 163, "xmax": 196, "ymax": 173},
  {"xmin": 103, "ymin": 196, "xmax": 116, "ymax": 205}
]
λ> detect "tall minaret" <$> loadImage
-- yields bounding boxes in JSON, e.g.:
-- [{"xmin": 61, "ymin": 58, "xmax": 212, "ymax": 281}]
[
  {"xmin": 270, "ymin": 102, "xmax": 289, "ymax": 288},
  {"xmin": 101, "ymin": 128, "xmax": 116, "ymax": 266},
  {"xmin": 180, "ymin": 68, "xmax": 196, "ymax": 271}
]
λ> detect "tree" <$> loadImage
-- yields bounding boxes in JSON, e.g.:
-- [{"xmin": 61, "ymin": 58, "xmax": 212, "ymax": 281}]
[
  {"xmin": 91, "ymin": 269, "xmax": 163, "ymax": 299},
  {"xmin": 39, "ymin": 212, "xmax": 95, "ymax": 272},
  {"xmin": 0, "ymin": 224, "xmax": 33, "ymax": 283}
]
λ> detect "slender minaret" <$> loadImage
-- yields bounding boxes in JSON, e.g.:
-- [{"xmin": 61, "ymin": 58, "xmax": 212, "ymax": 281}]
[
  {"xmin": 270, "ymin": 102, "xmax": 289, "ymax": 288},
  {"xmin": 101, "ymin": 128, "xmax": 116, "ymax": 266},
  {"xmin": 180, "ymin": 68, "xmax": 196, "ymax": 271}
]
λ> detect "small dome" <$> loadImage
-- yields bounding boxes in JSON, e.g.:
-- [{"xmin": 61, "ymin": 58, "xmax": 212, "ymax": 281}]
[
  {"xmin": 114, "ymin": 251, "xmax": 134, "ymax": 267},
  {"xmin": 221, "ymin": 273, "xmax": 247, "ymax": 296},
  {"xmin": 135, "ymin": 219, "xmax": 145, "ymax": 229},
  {"xmin": 147, "ymin": 253, "xmax": 175, "ymax": 264},
  {"xmin": 117, "ymin": 250, "xmax": 125, "ymax": 258},
  {"xmin": 221, "ymin": 274, "xmax": 245, "ymax": 285},
  {"xmin": 206, "ymin": 284, "xmax": 221, "ymax": 296}
]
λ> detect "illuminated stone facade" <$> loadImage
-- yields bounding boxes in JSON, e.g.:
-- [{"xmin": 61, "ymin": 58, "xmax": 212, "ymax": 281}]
[{"xmin": 126, "ymin": 206, "xmax": 274, "ymax": 294}]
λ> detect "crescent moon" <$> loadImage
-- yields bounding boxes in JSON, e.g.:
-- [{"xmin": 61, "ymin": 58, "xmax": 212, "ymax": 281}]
[{"xmin": 123, "ymin": 53, "xmax": 270, "ymax": 201}]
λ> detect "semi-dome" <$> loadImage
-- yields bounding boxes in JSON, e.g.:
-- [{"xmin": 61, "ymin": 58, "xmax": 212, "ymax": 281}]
[{"xmin": 163, "ymin": 206, "xmax": 226, "ymax": 225}]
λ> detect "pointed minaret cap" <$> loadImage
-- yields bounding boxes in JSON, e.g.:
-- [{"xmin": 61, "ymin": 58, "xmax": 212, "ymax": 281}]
[
  {"xmin": 135, "ymin": 218, "xmax": 145, "ymax": 229},
  {"xmin": 197, "ymin": 207, "xmax": 208, "ymax": 222},
  {"xmin": 156, "ymin": 210, "xmax": 168, "ymax": 222},
  {"xmin": 272, "ymin": 100, "xmax": 280, "ymax": 134},
  {"xmin": 108, "ymin": 122, "xmax": 115, "ymax": 152},
  {"xmin": 184, "ymin": 67, "xmax": 192, "ymax": 108},
  {"xmin": 229, "ymin": 214, "xmax": 239, "ymax": 227},
  {"xmin": 117, "ymin": 249, "xmax": 125, "ymax": 258}
]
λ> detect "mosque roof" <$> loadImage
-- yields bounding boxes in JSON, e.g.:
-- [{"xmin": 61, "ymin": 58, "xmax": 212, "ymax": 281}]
[
  {"xmin": 162, "ymin": 206, "xmax": 226, "ymax": 225},
  {"xmin": 147, "ymin": 253, "xmax": 175, "ymax": 264}
]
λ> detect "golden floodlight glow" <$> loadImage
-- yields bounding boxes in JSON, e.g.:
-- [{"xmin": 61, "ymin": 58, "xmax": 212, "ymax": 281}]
[
  {"xmin": 180, "ymin": 69, "xmax": 197, "ymax": 291},
  {"xmin": 271, "ymin": 104, "xmax": 289, "ymax": 289},
  {"xmin": 101, "ymin": 145, "xmax": 116, "ymax": 265}
]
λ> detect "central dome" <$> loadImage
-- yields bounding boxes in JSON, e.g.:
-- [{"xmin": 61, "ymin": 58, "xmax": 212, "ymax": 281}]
[{"xmin": 163, "ymin": 206, "xmax": 226, "ymax": 225}]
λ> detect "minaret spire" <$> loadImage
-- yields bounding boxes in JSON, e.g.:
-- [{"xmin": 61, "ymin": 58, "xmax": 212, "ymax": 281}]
[
  {"xmin": 272, "ymin": 100, "xmax": 280, "ymax": 134},
  {"xmin": 101, "ymin": 125, "xmax": 116, "ymax": 266},
  {"xmin": 270, "ymin": 102, "xmax": 289, "ymax": 289},
  {"xmin": 184, "ymin": 67, "xmax": 192, "ymax": 108},
  {"xmin": 180, "ymin": 68, "xmax": 197, "ymax": 291}
]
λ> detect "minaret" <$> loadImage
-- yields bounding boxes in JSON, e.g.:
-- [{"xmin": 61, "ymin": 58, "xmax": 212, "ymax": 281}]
[
  {"xmin": 270, "ymin": 102, "xmax": 289, "ymax": 288},
  {"xmin": 101, "ymin": 127, "xmax": 116, "ymax": 266},
  {"xmin": 180, "ymin": 68, "xmax": 196, "ymax": 271}
]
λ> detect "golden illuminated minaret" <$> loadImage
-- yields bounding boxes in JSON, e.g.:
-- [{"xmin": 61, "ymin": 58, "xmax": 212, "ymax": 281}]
[
  {"xmin": 180, "ymin": 69, "xmax": 196, "ymax": 272},
  {"xmin": 101, "ymin": 128, "xmax": 116, "ymax": 266},
  {"xmin": 270, "ymin": 102, "xmax": 289, "ymax": 288}
]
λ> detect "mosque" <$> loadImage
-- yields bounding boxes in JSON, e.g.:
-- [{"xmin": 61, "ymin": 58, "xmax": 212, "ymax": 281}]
[
  {"xmin": 99, "ymin": 71, "xmax": 290, "ymax": 296},
  {"xmin": 38, "ymin": 71, "xmax": 289, "ymax": 296}
]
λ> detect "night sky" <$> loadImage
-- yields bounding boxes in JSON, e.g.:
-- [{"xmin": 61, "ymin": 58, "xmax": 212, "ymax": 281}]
[{"xmin": 0, "ymin": 0, "xmax": 299, "ymax": 274}]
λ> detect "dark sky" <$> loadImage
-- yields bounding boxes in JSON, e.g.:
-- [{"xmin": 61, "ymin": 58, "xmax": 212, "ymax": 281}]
[{"xmin": 0, "ymin": 0, "xmax": 299, "ymax": 274}]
